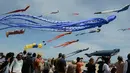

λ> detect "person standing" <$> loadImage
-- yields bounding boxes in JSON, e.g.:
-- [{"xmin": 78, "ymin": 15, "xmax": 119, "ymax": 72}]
[
  {"xmin": 54, "ymin": 53, "xmax": 62, "ymax": 73},
  {"xmin": 9, "ymin": 53, "xmax": 23, "ymax": 73},
  {"xmin": 123, "ymin": 53, "xmax": 130, "ymax": 73},
  {"xmin": 102, "ymin": 57, "xmax": 111, "ymax": 73},
  {"xmin": 66, "ymin": 60, "xmax": 76, "ymax": 73},
  {"xmin": 76, "ymin": 57, "xmax": 84, "ymax": 73},
  {"xmin": 86, "ymin": 58, "xmax": 96, "ymax": 73},
  {"xmin": 22, "ymin": 52, "xmax": 33, "ymax": 73},
  {"xmin": 58, "ymin": 54, "xmax": 66, "ymax": 73},
  {"xmin": 115, "ymin": 56, "xmax": 124, "ymax": 73},
  {"xmin": 34, "ymin": 54, "xmax": 44, "ymax": 73}
]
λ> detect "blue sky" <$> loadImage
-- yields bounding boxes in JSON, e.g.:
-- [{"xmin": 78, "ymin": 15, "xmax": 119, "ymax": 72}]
[{"xmin": 0, "ymin": 0, "xmax": 130, "ymax": 62}]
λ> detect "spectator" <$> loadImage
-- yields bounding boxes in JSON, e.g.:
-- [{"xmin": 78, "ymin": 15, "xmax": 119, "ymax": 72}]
[
  {"xmin": 22, "ymin": 52, "xmax": 33, "ymax": 73},
  {"xmin": 43, "ymin": 59, "xmax": 51, "ymax": 73},
  {"xmin": 115, "ymin": 56, "xmax": 124, "ymax": 73},
  {"xmin": 32, "ymin": 53, "xmax": 36, "ymax": 73},
  {"xmin": 102, "ymin": 56, "xmax": 111, "ymax": 73},
  {"xmin": 9, "ymin": 53, "xmax": 23, "ymax": 73},
  {"xmin": 34, "ymin": 54, "xmax": 44, "ymax": 73},
  {"xmin": 58, "ymin": 54, "xmax": 66, "ymax": 73},
  {"xmin": 54, "ymin": 53, "xmax": 62, "ymax": 73},
  {"xmin": 123, "ymin": 53, "xmax": 130, "ymax": 73},
  {"xmin": 0, "ymin": 52, "xmax": 12, "ymax": 73},
  {"xmin": 66, "ymin": 60, "xmax": 76, "ymax": 73},
  {"xmin": 86, "ymin": 58, "xmax": 96, "ymax": 73},
  {"xmin": 95, "ymin": 56, "xmax": 106, "ymax": 73},
  {"xmin": 76, "ymin": 57, "xmax": 84, "ymax": 73}
]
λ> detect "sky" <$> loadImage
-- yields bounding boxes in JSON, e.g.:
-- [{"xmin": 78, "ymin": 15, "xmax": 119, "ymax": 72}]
[{"xmin": 0, "ymin": 0, "xmax": 130, "ymax": 63}]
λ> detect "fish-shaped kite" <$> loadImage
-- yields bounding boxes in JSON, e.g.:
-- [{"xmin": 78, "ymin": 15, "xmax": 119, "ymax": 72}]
[
  {"xmin": 85, "ymin": 49, "xmax": 120, "ymax": 57},
  {"xmin": 94, "ymin": 4, "xmax": 130, "ymax": 14},
  {"xmin": 50, "ymin": 10, "xmax": 59, "ymax": 14},
  {"xmin": 6, "ymin": 29, "xmax": 25, "ymax": 37}
]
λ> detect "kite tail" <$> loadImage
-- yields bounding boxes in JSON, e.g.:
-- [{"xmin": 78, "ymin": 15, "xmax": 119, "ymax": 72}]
[{"xmin": 1, "ymin": 14, "xmax": 71, "ymax": 24}]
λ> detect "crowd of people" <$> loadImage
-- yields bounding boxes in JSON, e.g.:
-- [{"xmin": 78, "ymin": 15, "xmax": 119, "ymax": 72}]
[{"xmin": 0, "ymin": 50, "xmax": 130, "ymax": 73}]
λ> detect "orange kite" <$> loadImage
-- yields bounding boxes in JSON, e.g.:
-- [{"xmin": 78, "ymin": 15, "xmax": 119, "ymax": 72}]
[
  {"xmin": 47, "ymin": 32, "xmax": 72, "ymax": 43},
  {"xmin": 4, "ymin": 5, "xmax": 30, "ymax": 14},
  {"xmin": 54, "ymin": 39, "xmax": 79, "ymax": 48}
]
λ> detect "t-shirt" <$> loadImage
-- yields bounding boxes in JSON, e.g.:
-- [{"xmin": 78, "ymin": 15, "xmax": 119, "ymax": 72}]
[
  {"xmin": 34, "ymin": 58, "xmax": 44, "ymax": 70},
  {"xmin": 102, "ymin": 63, "xmax": 111, "ymax": 73},
  {"xmin": 115, "ymin": 62, "xmax": 124, "ymax": 73},
  {"xmin": 9, "ymin": 58, "xmax": 23, "ymax": 73},
  {"xmin": 76, "ymin": 62, "xmax": 84, "ymax": 73}
]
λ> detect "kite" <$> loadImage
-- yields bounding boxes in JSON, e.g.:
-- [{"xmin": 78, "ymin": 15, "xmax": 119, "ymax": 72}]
[
  {"xmin": 85, "ymin": 49, "xmax": 120, "ymax": 57},
  {"xmin": 94, "ymin": 4, "xmax": 130, "ymax": 14},
  {"xmin": 66, "ymin": 48, "xmax": 89, "ymax": 58},
  {"xmin": 54, "ymin": 39, "xmax": 79, "ymax": 48},
  {"xmin": 50, "ymin": 10, "xmax": 59, "ymax": 14},
  {"xmin": 75, "ymin": 29, "xmax": 101, "ymax": 36},
  {"xmin": 4, "ymin": 5, "xmax": 30, "ymax": 15},
  {"xmin": 72, "ymin": 13, "xmax": 79, "ymax": 15},
  {"xmin": 118, "ymin": 28, "xmax": 130, "ymax": 31},
  {"xmin": 0, "ymin": 14, "xmax": 116, "ymax": 32},
  {"xmin": 75, "ymin": 32, "xmax": 86, "ymax": 36},
  {"xmin": 24, "ymin": 43, "xmax": 43, "ymax": 51},
  {"xmin": 6, "ymin": 29, "xmax": 25, "ymax": 37},
  {"xmin": 47, "ymin": 32, "xmax": 72, "ymax": 42}
]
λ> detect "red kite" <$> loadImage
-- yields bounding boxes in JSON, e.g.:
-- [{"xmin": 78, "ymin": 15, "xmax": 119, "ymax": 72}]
[
  {"xmin": 47, "ymin": 32, "xmax": 72, "ymax": 42},
  {"xmin": 54, "ymin": 39, "xmax": 79, "ymax": 48},
  {"xmin": 4, "ymin": 5, "xmax": 30, "ymax": 14}
]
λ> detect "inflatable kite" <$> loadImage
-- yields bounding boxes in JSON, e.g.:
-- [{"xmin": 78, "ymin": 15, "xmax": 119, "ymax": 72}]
[
  {"xmin": 24, "ymin": 43, "xmax": 43, "ymax": 51},
  {"xmin": 75, "ymin": 29, "xmax": 101, "ymax": 36},
  {"xmin": 94, "ymin": 4, "xmax": 130, "ymax": 14},
  {"xmin": 47, "ymin": 32, "xmax": 72, "ymax": 42},
  {"xmin": 54, "ymin": 39, "xmax": 79, "ymax": 48},
  {"xmin": 66, "ymin": 48, "xmax": 89, "ymax": 58},
  {"xmin": 118, "ymin": 28, "xmax": 130, "ymax": 31},
  {"xmin": 4, "ymin": 5, "xmax": 30, "ymax": 15},
  {"xmin": 0, "ymin": 14, "xmax": 116, "ymax": 32},
  {"xmin": 85, "ymin": 49, "xmax": 120, "ymax": 57},
  {"xmin": 6, "ymin": 29, "xmax": 25, "ymax": 37},
  {"xmin": 50, "ymin": 10, "xmax": 59, "ymax": 14}
]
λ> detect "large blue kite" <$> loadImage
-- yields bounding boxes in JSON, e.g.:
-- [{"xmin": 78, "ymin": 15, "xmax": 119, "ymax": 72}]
[{"xmin": 0, "ymin": 14, "xmax": 116, "ymax": 32}]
